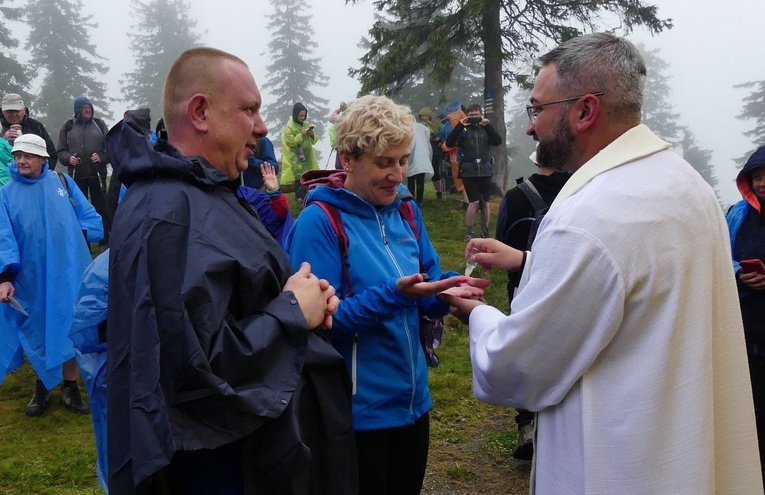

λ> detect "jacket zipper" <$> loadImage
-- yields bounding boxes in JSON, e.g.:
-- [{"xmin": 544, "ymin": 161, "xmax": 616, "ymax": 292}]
[
  {"xmin": 352, "ymin": 333, "xmax": 358, "ymax": 395},
  {"xmin": 376, "ymin": 211, "xmax": 418, "ymax": 417}
]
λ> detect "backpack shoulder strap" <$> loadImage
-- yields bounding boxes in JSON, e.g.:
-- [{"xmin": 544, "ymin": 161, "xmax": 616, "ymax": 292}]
[
  {"xmin": 397, "ymin": 200, "xmax": 427, "ymax": 274},
  {"xmin": 397, "ymin": 201, "xmax": 420, "ymax": 241},
  {"xmin": 54, "ymin": 170, "xmax": 76, "ymax": 208},
  {"xmin": 517, "ymin": 181, "xmax": 551, "ymax": 249},
  {"xmin": 311, "ymin": 200, "xmax": 354, "ymax": 296},
  {"xmin": 516, "ymin": 180, "xmax": 547, "ymax": 215}
]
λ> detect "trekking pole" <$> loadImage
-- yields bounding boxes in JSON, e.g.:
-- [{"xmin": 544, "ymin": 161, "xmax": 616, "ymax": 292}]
[
  {"xmin": 440, "ymin": 157, "xmax": 447, "ymax": 201},
  {"xmin": 325, "ymin": 148, "xmax": 335, "ymax": 169},
  {"xmin": 479, "ymin": 193, "xmax": 489, "ymax": 238}
]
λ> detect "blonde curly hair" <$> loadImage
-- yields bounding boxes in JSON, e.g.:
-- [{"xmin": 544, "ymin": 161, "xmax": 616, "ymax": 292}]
[{"xmin": 335, "ymin": 95, "xmax": 415, "ymax": 158}]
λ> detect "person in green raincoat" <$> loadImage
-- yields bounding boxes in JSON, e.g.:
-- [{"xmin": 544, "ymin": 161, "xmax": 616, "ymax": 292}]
[{"xmin": 280, "ymin": 102, "xmax": 318, "ymax": 203}]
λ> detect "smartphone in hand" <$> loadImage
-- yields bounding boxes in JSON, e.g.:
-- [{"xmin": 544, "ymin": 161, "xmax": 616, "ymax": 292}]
[{"xmin": 740, "ymin": 259, "xmax": 765, "ymax": 275}]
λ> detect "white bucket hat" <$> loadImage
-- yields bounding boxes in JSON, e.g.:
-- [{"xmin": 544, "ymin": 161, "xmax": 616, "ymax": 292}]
[{"xmin": 12, "ymin": 133, "xmax": 49, "ymax": 157}]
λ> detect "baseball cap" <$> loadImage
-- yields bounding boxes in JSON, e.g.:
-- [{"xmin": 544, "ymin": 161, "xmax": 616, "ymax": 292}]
[
  {"xmin": 2, "ymin": 93, "xmax": 25, "ymax": 111},
  {"xmin": 12, "ymin": 134, "xmax": 49, "ymax": 157}
]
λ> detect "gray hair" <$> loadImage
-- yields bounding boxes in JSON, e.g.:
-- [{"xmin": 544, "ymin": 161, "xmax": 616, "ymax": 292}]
[{"xmin": 540, "ymin": 33, "xmax": 646, "ymax": 121}]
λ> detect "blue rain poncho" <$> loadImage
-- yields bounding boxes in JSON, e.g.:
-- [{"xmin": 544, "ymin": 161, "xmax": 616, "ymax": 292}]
[
  {"xmin": 0, "ymin": 162, "xmax": 103, "ymax": 389},
  {"xmin": 70, "ymin": 249, "xmax": 109, "ymax": 493}
]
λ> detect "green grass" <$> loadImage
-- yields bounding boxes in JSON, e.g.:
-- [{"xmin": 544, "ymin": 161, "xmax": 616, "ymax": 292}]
[{"xmin": 0, "ymin": 183, "xmax": 523, "ymax": 494}]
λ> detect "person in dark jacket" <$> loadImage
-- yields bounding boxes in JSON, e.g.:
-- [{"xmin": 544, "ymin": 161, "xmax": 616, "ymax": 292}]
[
  {"xmin": 57, "ymin": 96, "xmax": 111, "ymax": 243},
  {"xmin": 1, "ymin": 93, "xmax": 57, "ymax": 165},
  {"xmin": 106, "ymin": 46, "xmax": 355, "ymax": 495},
  {"xmin": 494, "ymin": 149, "xmax": 570, "ymax": 461},
  {"xmin": 726, "ymin": 144, "xmax": 765, "ymax": 479},
  {"xmin": 445, "ymin": 103, "xmax": 503, "ymax": 240}
]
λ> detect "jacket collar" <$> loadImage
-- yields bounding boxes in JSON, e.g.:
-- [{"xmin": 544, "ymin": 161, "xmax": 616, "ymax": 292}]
[
  {"xmin": 551, "ymin": 124, "xmax": 670, "ymax": 207},
  {"xmin": 9, "ymin": 160, "xmax": 51, "ymax": 184}
]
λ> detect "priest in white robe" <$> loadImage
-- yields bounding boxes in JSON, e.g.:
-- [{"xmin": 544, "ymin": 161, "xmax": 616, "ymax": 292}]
[{"xmin": 442, "ymin": 33, "xmax": 763, "ymax": 495}]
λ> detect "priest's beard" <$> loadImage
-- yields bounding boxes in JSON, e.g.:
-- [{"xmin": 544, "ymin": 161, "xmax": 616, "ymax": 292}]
[{"xmin": 536, "ymin": 111, "xmax": 575, "ymax": 172}]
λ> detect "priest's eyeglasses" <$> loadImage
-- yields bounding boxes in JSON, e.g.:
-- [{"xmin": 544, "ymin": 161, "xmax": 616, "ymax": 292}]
[{"xmin": 526, "ymin": 92, "xmax": 604, "ymax": 125}]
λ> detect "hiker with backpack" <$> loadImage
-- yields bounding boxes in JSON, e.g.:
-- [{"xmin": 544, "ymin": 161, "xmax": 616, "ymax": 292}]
[
  {"xmin": 286, "ymin": 95, "xmax": 488, "ymax": 495},
  {"xmin": 57, "ymin": 96, "xmax": 111, "ymax": 244},
  {"xmin": 0, "ymin": 133, "xmax": 103, "ymax": 417},
  {"xmin": 494, "ymin": 149, "xmax": 569, "ymax": 461}
]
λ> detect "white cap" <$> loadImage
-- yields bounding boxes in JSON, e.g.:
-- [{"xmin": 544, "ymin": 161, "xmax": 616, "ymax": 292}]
[
  {"xmin": 12, "ymin": 133, "xmax": 49, "ymax": 157},
  {"xmin": 2, "ymin": 93, "xmax": 25, "ymax": 111}
]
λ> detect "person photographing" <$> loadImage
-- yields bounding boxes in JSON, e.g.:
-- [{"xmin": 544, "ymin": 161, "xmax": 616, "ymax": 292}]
[{"xmin": 445, "ymin": 103, "xmax": 502, "ymax": 241}]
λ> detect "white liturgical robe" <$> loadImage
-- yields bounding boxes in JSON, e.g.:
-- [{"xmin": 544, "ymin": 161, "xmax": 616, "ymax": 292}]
[{"xmin": 469, "ymin": 125, "xmax": 763, "ymax": 494}]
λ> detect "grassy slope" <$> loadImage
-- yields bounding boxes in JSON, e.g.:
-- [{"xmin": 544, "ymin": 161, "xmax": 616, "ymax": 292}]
[{"xmin": 0, "ymin": 186, "xmax": 530, "ymax": 494}]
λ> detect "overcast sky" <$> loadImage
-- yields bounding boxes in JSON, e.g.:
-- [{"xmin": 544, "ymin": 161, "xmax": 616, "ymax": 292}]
[{"xmin": 81, "ymin": 0, "xmax": 764, "ymax": 206}]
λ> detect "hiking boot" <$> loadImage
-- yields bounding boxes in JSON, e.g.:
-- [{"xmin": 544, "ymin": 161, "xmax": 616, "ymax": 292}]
[
  {"xmin": 464, "ymin": 232, "xmax": 474, "ymax": 242},
  {"xmin": 436, "ymin": 191, "xmax": 443, "ymax": 200},
  {"xmin": 25, "ymin": 380, "xmax": 51, "ymax": 417},
  {"xmin": 512, "ymin": 422, "xmax": 534, "ymax": 461},
  {"xmin": 60, "ymin": 381, "xmax": 90, "ymax": 414}
]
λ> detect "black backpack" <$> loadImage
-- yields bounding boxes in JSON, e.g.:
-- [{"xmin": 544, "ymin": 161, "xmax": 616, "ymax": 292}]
[{"xmin": 501, "ymin": 180, "xmax": 549, "ymax": 250}]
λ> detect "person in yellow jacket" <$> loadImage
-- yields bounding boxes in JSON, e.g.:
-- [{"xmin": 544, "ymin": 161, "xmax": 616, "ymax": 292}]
[{"xmin": 280, "ymin": 102, "xmax": 318, "ymax": 202}]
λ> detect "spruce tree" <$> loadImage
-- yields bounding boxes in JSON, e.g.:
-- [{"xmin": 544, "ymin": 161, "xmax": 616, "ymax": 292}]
[
  {"xmin": 121, "ymin": 0, "xmax": 202, "ymax": 120},
  {"xmin": 680, "ymin": 128, "xmax": 718, "ymax": 197},
  {"xmin": 262, "ymin": 0, "xmax": 329, "ymax": 155},
  {"xmin": 349, "ymin": 0, "xmax": 672, "ymax": 189},
  {"xmin": 0, "ymin": 0, "xmax": 30, "ymax": 96},
  {"xmin": 735, "ymin": 80, "xmax": 765, "ymax": 166},
  {"xmin": 639, "ymin": 44, "xmax": 683, "ymax": 144},
  {"xmin": 25, "ymin": 0, "xmax": 111, "ymax": 131}
]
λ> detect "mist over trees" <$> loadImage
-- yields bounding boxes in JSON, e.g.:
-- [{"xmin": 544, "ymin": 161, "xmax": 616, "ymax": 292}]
[
  {"xmin": 504, "ymin": 90, "xmax": 537, "ymax": 183},
  {"xmin": 735, "ymin": 80, "xmax": 765, "ymax": 166},
  {"xmin": 0, "ymin": 1, "xmax": 30, "ymax": 96},
  {"xmin": 638, "ymin": 44, "xmax": 718, "ymax": 193},
  {"xmin": 262, "ymin": 0, "xmax": 329, "ymax": 155},
  {"xmin": 25, "ymin": 0, "xmax": 111, "ymax": 131},
  {"xmin": 121, "ymin": 0, "xmax": 201, "ymax": 121},
  {"xmin": 353, "ymin": 16, "xmax": 483, "ymax": 115},
  {"xmin": 680, "ymin": 130, "xmax": 718, "ymax": 195},
  {"xmin": 639, "ymin": 45, "xmax": 682, "ymax": 143},
  {"xmin": 388, "ymin": 56, "xmax": 484, "ymax": 116},
  {"xmin": 348, "ymin": 0, "xmax": 672, "ymax": 190}
]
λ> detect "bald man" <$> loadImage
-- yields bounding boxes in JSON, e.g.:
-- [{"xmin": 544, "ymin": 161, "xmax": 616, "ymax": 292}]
[{"xmin": 106, "ymin": 47, "xmax": 356, "ymax": 495}]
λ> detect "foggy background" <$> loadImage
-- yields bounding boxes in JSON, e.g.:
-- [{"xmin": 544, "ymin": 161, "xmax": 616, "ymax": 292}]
[{"xmin": 15, "ymin": 0, "xmax": 764, "ymax": 206}]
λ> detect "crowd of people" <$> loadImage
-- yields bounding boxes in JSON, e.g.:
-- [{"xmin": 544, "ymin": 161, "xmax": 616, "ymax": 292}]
[{"xmin": 1, "ymin": 32, "xmax": 765, "ymax": 495}]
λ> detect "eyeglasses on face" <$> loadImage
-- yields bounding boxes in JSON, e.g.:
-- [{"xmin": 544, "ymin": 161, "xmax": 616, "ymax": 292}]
[{"xmin": 526, "ymin": 91, "xmax": 604, "ymax": 125}]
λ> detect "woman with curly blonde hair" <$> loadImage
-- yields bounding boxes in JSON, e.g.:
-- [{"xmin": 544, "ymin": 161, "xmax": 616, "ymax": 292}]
[{"xmin": 287, "ymin": 95, "xmax": 486, "ymax": 495}]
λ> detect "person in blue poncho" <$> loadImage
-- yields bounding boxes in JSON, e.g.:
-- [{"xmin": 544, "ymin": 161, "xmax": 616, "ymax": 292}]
[
  {"xmin": 0, "ymin": 133, "xmax": 103, "ymax": 416},
  {"xmin": 70, "ymin": 249, "xmax": 110, "ymax": 492}
]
